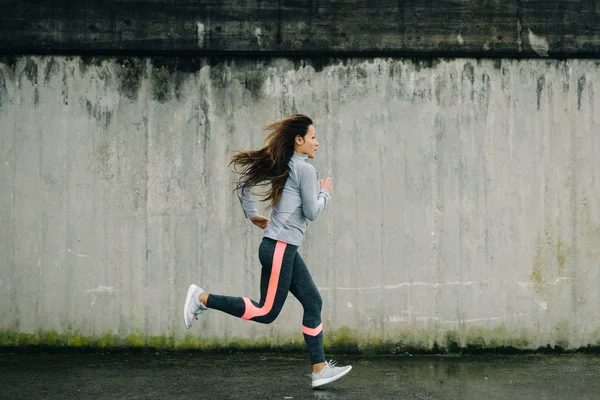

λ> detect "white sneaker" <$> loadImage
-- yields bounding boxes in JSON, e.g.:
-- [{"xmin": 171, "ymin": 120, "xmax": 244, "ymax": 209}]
[
  {"xmin": 183, "ymin": 284, "xmax": 207, "ymax": 329},
  {"xmin": 311, "ymin": 360, "xmax": 352, "ymax": 388}
]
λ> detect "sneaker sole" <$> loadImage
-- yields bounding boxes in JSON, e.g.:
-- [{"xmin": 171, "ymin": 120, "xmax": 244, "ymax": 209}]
[
  {"xmin": 183, "ymin": 284, "xmax": 198, "ymax": 329},
  {"xmin": 312, "ymin": 366, "xmax": 352, "ymax": 388}
]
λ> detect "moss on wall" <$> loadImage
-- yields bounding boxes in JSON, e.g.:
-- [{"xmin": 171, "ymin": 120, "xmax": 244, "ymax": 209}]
[{"xmin": 1, "ymin": 325, "xmax": 597, "ymax": 354}]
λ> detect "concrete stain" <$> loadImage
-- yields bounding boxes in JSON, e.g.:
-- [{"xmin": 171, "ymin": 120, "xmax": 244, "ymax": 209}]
[
  {"xmin": 0, "ymin": 56, "xmax": 17, "ymax": 75},
  {"xmin": 531, "ymin": 237, "xmax": 548, "ymax": 295},
  {"xmin": 355, "ymin": 63, "xmax": 369, "ymax": 81},
  {"xmin": 150, "ymin": 57, "xmax": 204, "ymax": 102},
  {"xmin": 208, "ymin": 61, "xmax": 230, "ymax": 93},
  {"xmin": 556, "ymin": 241, "xmax": 568, "ymax": 273},
  {"xmin": 71, "ymin": 64, "xmax": 116, "ymax": 127},
  {"xmin": 299, "ymin": 57, "xmax": 332, "ymax": 74},
  {"xmin": 84, "ymin": 98, "xmax": 114, "ymax": 128},
  {"xmin": 117, "ymin": 57, "xmax": 145, "ymax": 101},
  {"xmin": 79, "ymin": 56, "xmax": 104, "ymax": 74},
  {"xmin": 61, "ymin": 69, "xmax": 69, "ymax": 105},
  {"xmin": 156, "ymin": 57, "xmax": 203, "ymax": 74},
  {"xmin": 532, "ymin": 227, "xmax": 570, "ymax": 294},
  {"xmin": 555, "ymin": 319, "xmax": 570, "ymax": 349},
  {"xmin": 96, "ymin": 141, "xmax": 116, "ymax": 181},
  {"xmin": 23, "ymin": 59, "xmax": 38, "ymax": 85},
  {"xmin": 242, "ymin": 71, "xmax": 265, "ymax": 100},
  {"xmin": 434, "ymin": 75, "xmax": 446, "ymax": 106},
  {"xmin": 577, "ymin": 198, "xmax": 600, "ymax": 259},
  {"xmin": 43, "ymin": 58, "xmax": 59, "ymax": 84},
  {"xmin": 0, "ymin": 69, "xmax": 8, "ymax": 108},
  {"xmin": 412, "ymin": 57, "xmax": 442, "ymax": 72},
  {"xmin": 151, "ymin": 65, "xmax": 171, "ymax": 102},
  {"xmin": 536, "ymin": 75, "xmax": 545, "ymax": 110},
  {"xmin": 531, "ymin": 235, "xmax": 572, "ymax": 294},
  {"xmin": 479, "ymin": 72, "xmax": 491, "ymax": 110},
  {"xmin": 557, "ymin": 60, "xmax": 570, "ymax": 93},
  {"xmin": 462, "ymin": 62, "xmax": 475, "ymax": 101},
  {"xmin": 0, "ymin": 58, "xmax": 16, "ymax": 109},
  {"xmin": 577, "ymin": 75, "xmax": 586, "ymax": 111}
]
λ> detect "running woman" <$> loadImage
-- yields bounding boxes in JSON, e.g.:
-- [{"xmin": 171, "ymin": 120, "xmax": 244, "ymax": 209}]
[{"xmin": 183, "ymin": 114, "xmax": 352, "ymax": 388}]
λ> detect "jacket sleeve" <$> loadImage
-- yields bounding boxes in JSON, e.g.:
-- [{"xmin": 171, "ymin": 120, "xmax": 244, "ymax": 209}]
[
  {"xmin": 236, "ymin": 177, "xmax": 259, "ymax": 219},
  {"xmin": 298, "ymin": 163, "xmax": 330, "ymax": 221}
]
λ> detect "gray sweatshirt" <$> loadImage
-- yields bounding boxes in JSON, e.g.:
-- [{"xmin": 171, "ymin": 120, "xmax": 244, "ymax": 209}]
[{"xmin": 237, "ymin": 153, "xmax": 330, "ymax": 246}]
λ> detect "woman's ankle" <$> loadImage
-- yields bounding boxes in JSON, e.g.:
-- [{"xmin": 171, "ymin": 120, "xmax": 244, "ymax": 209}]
[
  {"xmin": 312, "ymin": 362, "xmax": 327, "ymax": 374},
  {"xmin": 199, "ymin": 292, "xmax": 209, "ymax": 306}
]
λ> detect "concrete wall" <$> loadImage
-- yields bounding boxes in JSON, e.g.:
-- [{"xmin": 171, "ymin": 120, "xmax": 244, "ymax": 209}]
[
  {"xmin": 2, "ymin": 1, "xmax": 600, "ymax": 57},
  {"xmin": 1, "ymin": 55, "xmax": 600, "ymax": 350}
]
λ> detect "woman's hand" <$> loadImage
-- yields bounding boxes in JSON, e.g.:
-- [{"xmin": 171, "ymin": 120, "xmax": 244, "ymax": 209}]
[
  {"xmin": 320, "ymin": 177, "xmax": 333, "ymax": 194},
  {"xmin": 250, "ymin": 215, "xmax": 270, "ymax": 229}
]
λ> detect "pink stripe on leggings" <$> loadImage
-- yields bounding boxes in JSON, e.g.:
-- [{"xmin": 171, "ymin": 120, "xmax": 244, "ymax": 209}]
[
  {"xmin": 302, "ymin": 323, "xmax": 323, "ymax": 336},
  {"xmin": 241, "ymin": 241, "xmax": 287, "ymax": 320}
]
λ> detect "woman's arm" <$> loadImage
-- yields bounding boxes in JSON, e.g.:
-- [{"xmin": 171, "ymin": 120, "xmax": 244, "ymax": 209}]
[
  {"xmin": 236, "ymin": 177, "xmax": 259, "ymax": 219},
  {"xmin": 236, "ymin": 178, "xmax": 270, "ymax": 229},
  {"xmin": 299, "ymin": 164, "xmax": 331, "ymax": 221}
]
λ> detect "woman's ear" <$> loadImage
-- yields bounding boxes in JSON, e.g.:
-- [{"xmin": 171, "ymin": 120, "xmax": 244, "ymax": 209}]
[{"xmin": 295, "ymin": 135, "xmax": 304, "ymax": 146}]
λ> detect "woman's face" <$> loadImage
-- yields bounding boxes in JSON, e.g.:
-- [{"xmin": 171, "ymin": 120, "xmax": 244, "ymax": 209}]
[{"xmin": 295, "ymin": 125, "xmax": 319, "ymax": 158}]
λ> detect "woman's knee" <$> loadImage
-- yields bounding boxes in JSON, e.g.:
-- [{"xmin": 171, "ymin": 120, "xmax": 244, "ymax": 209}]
[
  {"xmin": 256, "ymin": 309, "xmax": 282, "ymax": 324},
  {"xmin": 314, "ymin": 293, "xmax": 323, "ymax": 312},
  {"xmin": 304, "ymin": 293, "xmax": 322, "ymax": 315}
]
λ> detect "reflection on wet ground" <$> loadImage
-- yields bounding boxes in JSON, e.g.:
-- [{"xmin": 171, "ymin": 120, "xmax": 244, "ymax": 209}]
[{"xmin": 1, "ymin": 352, "xmax": 599, "ymax": 399}]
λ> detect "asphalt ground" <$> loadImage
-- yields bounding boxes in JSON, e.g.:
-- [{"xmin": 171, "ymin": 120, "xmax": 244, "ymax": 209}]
[{"xmin": 1, "ymin": 352, "xmax": 599, "ymax": 399}]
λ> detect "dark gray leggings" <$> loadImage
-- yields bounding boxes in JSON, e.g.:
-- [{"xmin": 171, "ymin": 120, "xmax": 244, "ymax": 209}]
[{"xmin": 206, "ymin": 237, "xmax": 325, "ymax": 364}]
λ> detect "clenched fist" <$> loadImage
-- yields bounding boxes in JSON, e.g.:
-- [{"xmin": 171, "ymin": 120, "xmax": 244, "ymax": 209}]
[{"xmin": 250, "ymin": 215, "xmax": 270, "ymax": 230}]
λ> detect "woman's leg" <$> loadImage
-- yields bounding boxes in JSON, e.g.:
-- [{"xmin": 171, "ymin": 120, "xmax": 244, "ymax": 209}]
[
  {"xmin": 288, "ymin": 253, "xmax": 353, "ymax": 386},
  {"xmin": 204, "ymin": 238, "xmax": 297, "ymax": 324},
  {"xmin": 288, "ymin": 252, "xmax": 326, "ymax": 369}
]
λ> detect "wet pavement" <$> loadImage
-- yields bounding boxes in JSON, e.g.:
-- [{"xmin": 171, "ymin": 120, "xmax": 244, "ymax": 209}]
[{"xmin": 1, "ymin": 352, "xmax": 599, "ymax": 399}]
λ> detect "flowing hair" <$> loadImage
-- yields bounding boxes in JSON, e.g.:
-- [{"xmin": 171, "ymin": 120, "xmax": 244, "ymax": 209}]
[{"xmin": 230, "ymin": 114, "xmax": 313, "ymax": 209}]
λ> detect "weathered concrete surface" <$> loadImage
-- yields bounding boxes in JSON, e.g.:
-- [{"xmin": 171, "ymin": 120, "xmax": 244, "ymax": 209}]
[
  {"xmin": 1, "ymin": 1, "xmax": 600, "ymax": 57},
  {"xmin": 1, "ymin": 353, "xmax": 600, "ymax": 399},
  {"xmin": 1, "ymin": 55, "xmax": 600, "ymax": 351}
]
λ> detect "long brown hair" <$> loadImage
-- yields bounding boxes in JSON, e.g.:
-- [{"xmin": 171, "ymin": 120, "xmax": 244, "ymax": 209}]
[{"xmin": 230, "ymin": 114, "xmax": 313, "ymax": 208}]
